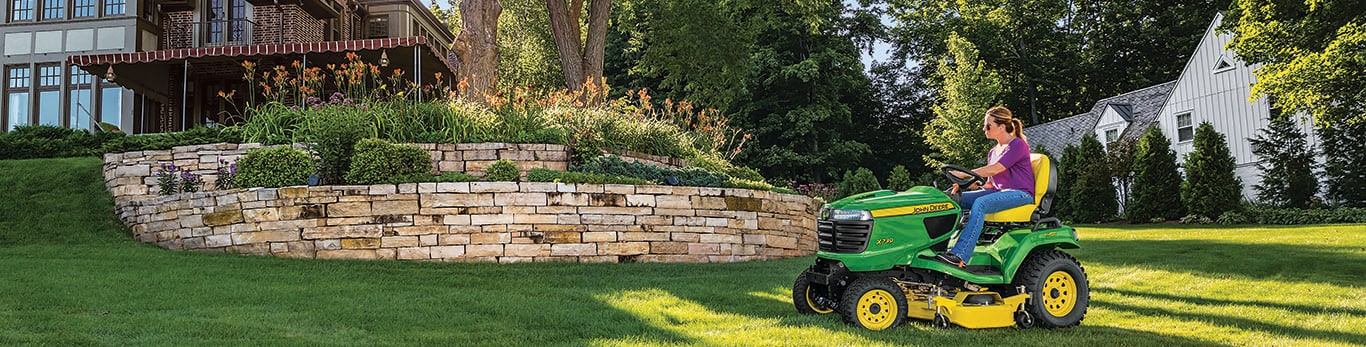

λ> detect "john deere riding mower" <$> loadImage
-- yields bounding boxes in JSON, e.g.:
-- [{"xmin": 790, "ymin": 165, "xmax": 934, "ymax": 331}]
[{"xmin": 793, "ymin": 154, "xmax": 1088, "ymax": 330}]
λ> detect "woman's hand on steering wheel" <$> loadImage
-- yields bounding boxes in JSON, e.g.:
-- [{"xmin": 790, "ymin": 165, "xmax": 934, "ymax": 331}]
[{"xmin": 940, "ymin": 164, "xmax": 987, "ymax": 202}]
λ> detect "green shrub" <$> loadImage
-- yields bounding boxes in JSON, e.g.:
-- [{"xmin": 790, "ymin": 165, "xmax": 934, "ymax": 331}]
[
  {"xmin": 486, "ymin": 159, "xmax": 520, "ymax": 181},
  {"xmin": 574, "ymin": 155, "xmax": 734, "ymax": 188},
  {"xmin": 344, "ymin": 139, "xmax": 432, "ymax": 185},
  {"xmin": 235, "ymin": 147, "xmax": 314, "ymax": 188},
  {"xmin": 300, "ymin": 106, "xmax": 374, "ymax": 185},
  {"xmin": 724, "ymin": 177, "xmax": 774, "ymax": 191},
  {"xmin": 1217, "ymin": 211, "xmax": 1249, "ymax": 225},
  {"xmin": 1070, "ymin": 135, "xmax": 1117, "ymax": 223},
  {"xmin": 1179, "ymin": 214, "xmax": 1213, "ymax": 225},
  {"xmin": 771, "ymin": 187, "xmax": 799, "ymax": 195},
  {"xmin": 726, "ymin": 166, "xmax": 764, "ymax": 182},
  {"xmin": 837, "ymin": 167, "xmax": 880, "ymax": 199},
  {"xmin": 525, "ymin": 168, "xmax": 652, "ymax": 185},
  {"xmin": 1181, "ymin": 122, "xmax": 1243, "ymax": 219},
  {"xmin": 887, "ymin": 165, "xmax": 914, "ymax": 191},
  {"xmin": 1129, "ymin": 127, "xmax": 1185, "ymax": 222},
  {"xmin": 1241, "ymin": 206, "xmax": 1366, "ymax": 224},
  {"xmin": 527, "ymin": 168, "xmax": 560, "ymax": 182}
]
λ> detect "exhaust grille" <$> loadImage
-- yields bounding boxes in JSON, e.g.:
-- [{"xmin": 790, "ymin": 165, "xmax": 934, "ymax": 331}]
[{"xmin": 817, "ymin": 219, "xmax": 874, "ymax": 253}]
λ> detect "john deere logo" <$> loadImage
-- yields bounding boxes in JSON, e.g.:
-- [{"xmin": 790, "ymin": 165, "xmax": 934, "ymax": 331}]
[{"xmin": 870, "ymin": 202, "xmax": 956, "ymax": 218}]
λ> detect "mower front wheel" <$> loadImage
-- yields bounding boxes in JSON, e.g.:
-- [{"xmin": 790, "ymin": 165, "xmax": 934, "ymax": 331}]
[
  {"xmin": 1014, "ymin": 249, "xmax": 1089, "ymax": 328},
  {"xmin": 792, "ymin": 269, "xmax": 836, "ymax": 315},
  {"xmin": 838, "ymin": 277, "xmax": 908, "ymax": 330}
]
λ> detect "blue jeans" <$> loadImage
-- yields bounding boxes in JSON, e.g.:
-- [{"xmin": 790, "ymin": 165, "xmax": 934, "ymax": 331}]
[{"xmin": 949, "ymin": 189, "xmax": 1034, "ymax": 263}]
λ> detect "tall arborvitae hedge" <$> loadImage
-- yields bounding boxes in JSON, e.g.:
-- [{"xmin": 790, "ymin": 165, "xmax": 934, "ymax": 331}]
[
  {"xmin": 1128, "ymin": 127, "xmax": 1185, "ymax": 222},
  {"xmin": 1317, "ymin": 119, "xmax": 1366, "ymax": 207},
  {"xmin": 1069, "ymin": 134, "xmax": 1117, "ymax": 223},
  {"xmin": 1056, "ymin": 144, "xmax": 1082, "ymax": 221},
  {"xmin": 1181, "ymin": 122, "xmax": 1243, "ymax": 218},
  {"xmin": 887, "ymin": 165, "xmax": 914, "ymax": 191},
  {"xmin": 1249, "ymin": 116, "xmax": 1318, "ymax": 208}
]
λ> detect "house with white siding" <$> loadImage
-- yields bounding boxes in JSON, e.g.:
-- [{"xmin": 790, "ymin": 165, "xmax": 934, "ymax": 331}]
[{"xmin": 1024, "ymin": 12, "xmax": 1321, "ymax": 203}]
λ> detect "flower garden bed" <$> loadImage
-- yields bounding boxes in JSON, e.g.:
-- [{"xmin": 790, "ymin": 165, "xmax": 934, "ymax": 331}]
[{"xmin": 104, "ymin": 143, "xmax": 818, "ymax": 263}]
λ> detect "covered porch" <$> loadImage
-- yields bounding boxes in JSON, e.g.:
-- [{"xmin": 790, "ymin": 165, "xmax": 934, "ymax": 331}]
[{"xmin": 68, "ymin": 37, "xmax": 456, "ymax": 134}]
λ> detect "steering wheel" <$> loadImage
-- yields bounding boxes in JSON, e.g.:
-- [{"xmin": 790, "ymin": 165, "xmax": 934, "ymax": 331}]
[{"xmin": 940, "ymin": 164, "xmax": 987, "ymax": 202}]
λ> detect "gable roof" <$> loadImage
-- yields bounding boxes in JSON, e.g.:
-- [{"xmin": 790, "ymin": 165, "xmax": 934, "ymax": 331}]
[{"xmin": 1023, "ymin": 81, "xmax": 1177, "ymax": 155}]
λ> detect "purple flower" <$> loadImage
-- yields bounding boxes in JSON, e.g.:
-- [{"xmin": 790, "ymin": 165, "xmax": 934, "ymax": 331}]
[{"xmin": 229, "ymin": 163, "xmax": 236, "ymax": 174}]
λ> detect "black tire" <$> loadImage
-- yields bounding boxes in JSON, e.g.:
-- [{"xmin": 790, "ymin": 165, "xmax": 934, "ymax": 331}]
[
  {"xmin": 1012, "ymin": 249, "xmax": 1089, "ymax": 328},
  {"xmin": 933, "ymin": 313, "xmax": 952, "ymax": 329},
  {"xmin": 838, "ymin": 277, "xmax": 908, "ymax": 330},
  {"xmin": 792, "ymin": 269, "xmax": 836, "ymax": 315}
]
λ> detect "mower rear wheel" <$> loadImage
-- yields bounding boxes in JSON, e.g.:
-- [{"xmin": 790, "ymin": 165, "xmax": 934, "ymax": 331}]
[
  {"xmin": 1013, "ymin": 249, "xmax": 1089, "ymax": 328},
  {"xmin": 792, "ymin": 269, "xmax": 836, "ymax": 315},
  {"xmin": 838, "ymin": 277, "xmax": 908, "ymax": 330}
]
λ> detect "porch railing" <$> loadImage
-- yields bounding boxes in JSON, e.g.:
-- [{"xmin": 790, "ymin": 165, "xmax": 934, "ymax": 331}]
[{"xmin": 165, "ymin": 19, "xmax": 261, "ymax": 49}]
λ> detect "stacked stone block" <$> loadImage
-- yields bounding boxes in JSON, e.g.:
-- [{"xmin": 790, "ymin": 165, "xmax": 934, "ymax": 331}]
[{"xmin": 114, "ymin": 182, "xmax": 819, "ymax": 263}]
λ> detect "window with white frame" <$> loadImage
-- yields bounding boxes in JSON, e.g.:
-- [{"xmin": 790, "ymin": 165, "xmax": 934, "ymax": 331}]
[
  {"xmin": 1105, "ymin": 129, "xmax": 1119, "ymax": 143},
  {"xmin": 1176, "ymin": 113, "xmax": 1194, "ymax": 142}
]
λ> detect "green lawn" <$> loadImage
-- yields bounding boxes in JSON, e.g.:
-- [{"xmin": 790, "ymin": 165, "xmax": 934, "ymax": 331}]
[{"xmin": 2, "ymin": 157, "xmax": 1364, "ymax": 346}]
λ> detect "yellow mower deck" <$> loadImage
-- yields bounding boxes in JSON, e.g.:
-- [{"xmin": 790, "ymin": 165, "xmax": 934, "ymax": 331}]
[{"xmin": 906, "ymin": 289, "xmax": 1029, "ymax": 329}]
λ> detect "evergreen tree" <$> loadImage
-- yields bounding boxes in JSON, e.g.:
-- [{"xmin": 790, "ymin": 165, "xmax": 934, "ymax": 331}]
[
  {"xmin": 1105, "ymin": 138, "xmax": 1138, "ymax": 212},
  {"xmin": 1055, "ymin": 144, "xmax": 1082, "ymax": 221},
  {"xmin": 1317, "ymin": 120, "xmax": 1366, "ymax": 207},
  {"xmin": 838, "ymin": 167, "xmax": 881, "ymax": 199},
  {"xmin": 923, "ymin": 32, "xmax": 1000, "ymax": 168},
  {"xmin": 1069, "ymin": 135, "xmax": 1117, "ymax": 223},
  {"xmin": 1249, "ymin": 116, "xmax": 1318, "ymax": 208},
  {"xmin": 1129, "ymin": 127, "xmax": 1184, "ymax": 222},
  {"xmin": 1181, "ymin": 122, "xmax": 1243, "ymax": 219},
  {"xmin": 887, "ymin": 165, "xmax": 914, "ymax": 191}
]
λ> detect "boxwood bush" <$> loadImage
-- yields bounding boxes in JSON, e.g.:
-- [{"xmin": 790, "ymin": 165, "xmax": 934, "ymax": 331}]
[
  {"xmin": 485, "ymin": 159, "xmax": 520, "ymax": 181},
  {"xmin": 344, "ymin": 139, "xmax": 432, "ymax": 185},
  {"xmin": 235, "ymin": 147, "xmax": 314, "ymax": 188}
]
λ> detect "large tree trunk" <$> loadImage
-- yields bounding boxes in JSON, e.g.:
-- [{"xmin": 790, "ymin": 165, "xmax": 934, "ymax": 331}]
[
  {"xmin": 453, "ymin": 0, "xmax": 502, "ymax": 101},
  {"xmin": 546, "ymin": 0, "xmax": 610, "ymax": 92}
]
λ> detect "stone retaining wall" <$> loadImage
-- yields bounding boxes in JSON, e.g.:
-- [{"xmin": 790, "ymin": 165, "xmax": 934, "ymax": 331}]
[
  {"xmin": 102, "ymin": 142, "xmax": 683, "ymax": 204},
  {"xmin": 114, "ymin": 182, "xmax": 820, "ymax": 263}
]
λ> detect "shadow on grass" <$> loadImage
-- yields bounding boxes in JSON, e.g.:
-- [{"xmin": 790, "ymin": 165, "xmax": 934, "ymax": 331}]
[
  {"xmin": 1096, "ymin": 287, "xmax": 1366, "ymax": 317},
  {"xmin": 1093, "ymin": 299, "xmax": 1366, "ymax": 346},
  {"xmin": 1080, "ymin": 239, "xmax": 1366, "ymax": 288}
]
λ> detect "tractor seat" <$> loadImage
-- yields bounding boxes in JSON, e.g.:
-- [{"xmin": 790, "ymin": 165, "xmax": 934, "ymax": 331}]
[{"xmin": 983, "ymin": 153, "xmax": 1057, "ymax": 224}]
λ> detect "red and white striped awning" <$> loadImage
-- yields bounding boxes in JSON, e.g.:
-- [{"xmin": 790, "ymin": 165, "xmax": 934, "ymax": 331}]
[{"xmin": 68, "ymin": 37, "xmax": 447, "ymax": 67}]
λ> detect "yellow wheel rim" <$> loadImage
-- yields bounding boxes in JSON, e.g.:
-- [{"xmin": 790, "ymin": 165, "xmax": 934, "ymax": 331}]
[
  {"xmin": 856, "ymin": 289, "xmax": 898, "ymax": 330},
  {"xmin": 1043, "ymin": 271, "xmax": 1077, "ymax": 317},
  {"xmin": 805, "ymin": 286, "xmax": 834, "ymax": 314}
]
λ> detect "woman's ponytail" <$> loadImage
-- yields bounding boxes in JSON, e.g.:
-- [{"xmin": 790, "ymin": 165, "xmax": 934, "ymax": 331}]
[{"xmin": 1011, "ymin": 118, "xmax": 1027, "ymax": 142}]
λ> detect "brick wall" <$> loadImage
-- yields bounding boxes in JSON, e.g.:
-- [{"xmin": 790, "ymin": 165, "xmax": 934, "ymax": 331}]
[{"xmin": 113, "ymin": 179, "xmax": 818, "ymax": 263}]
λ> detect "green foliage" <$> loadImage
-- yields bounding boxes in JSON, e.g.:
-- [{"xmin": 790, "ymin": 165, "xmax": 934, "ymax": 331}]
[
  {"xmin": 234, "ymin": 147, "xmax": 313, "ymax": 188},
  {"xmin": 1316, "ymin": 120, "xmax": 1366, "ymax": 207},
  {"xmin": 1237, "ymin": 206, "xmax": 1366, "ymax": 225},
  {"xmin": 525, "ymin": 168, "xmax": 653, "ymax": 185},
  {"xmin": 1128, "ymin": 127, "xmax": 1185, "ymax": 222},
  {"xmin": 299, "ymin": 106, "xmax": 374, "ymax": 185},
  {"xmin": 607, "ymin": 0, "xmax": 751, "ymax": 108},
  {"xmin": 1070, "ymin": 135, "xmax": 1117, "ymax": 223},
  {"xmin": 1249, "ymin": 116, "xmax": 1319, "ymax": 208},
  {"xmin": 344, "ymin": 139, "xmax": 433, "ymax": 185},
  {"xmin": 1216, "ymin": 211, "xmax": 1249, "ymax": 225},
  {"xmin": 387, "ymin": 171, "xmax": 482, "ymax": 184},
  {"xmin": 724, "ymin": 1, "xmax": 874, "ymax": 183},
  {"xmin": 1181, "ymin": 122, "xmax": 1242, "ymax": 219},
  {"xmin": 837, "ymin": 167, "xmax": 881, "ymax": 199},
  {"xmin": 0, "ymin": 125, "xmax": 240, "ymax": 160},
  {"xmin": 498, "ymin": 0, "xmax": 567, "ymax": 92},
  {"xmin": 1224, "ymin": 0, "xmax": 1366, "ymax": 126},
  {"xmin": 1055, "ymin": 144, "xmax": 1081, "ymax": 221},
  {"xmin": 485, "ymin": 159, "xmax": 521, "ymax": 182},
  {"xmin": 1105, "ymin": 138, "xmax": 1138, "ymax": 211},
  {"xmin": 887, "ymin": 165, "xmax": 914, "ymax": 191},
  {"xmin": 924, "ymin": 32, "xmax": 1000, "ymax": 168},
  {"xmin": 574, "ymin": 155, "xmax": 729, "ymax": 187},
  {"xmin": 1178, "ymin": 214, "xmax": 1213, "ymax": 225}
]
